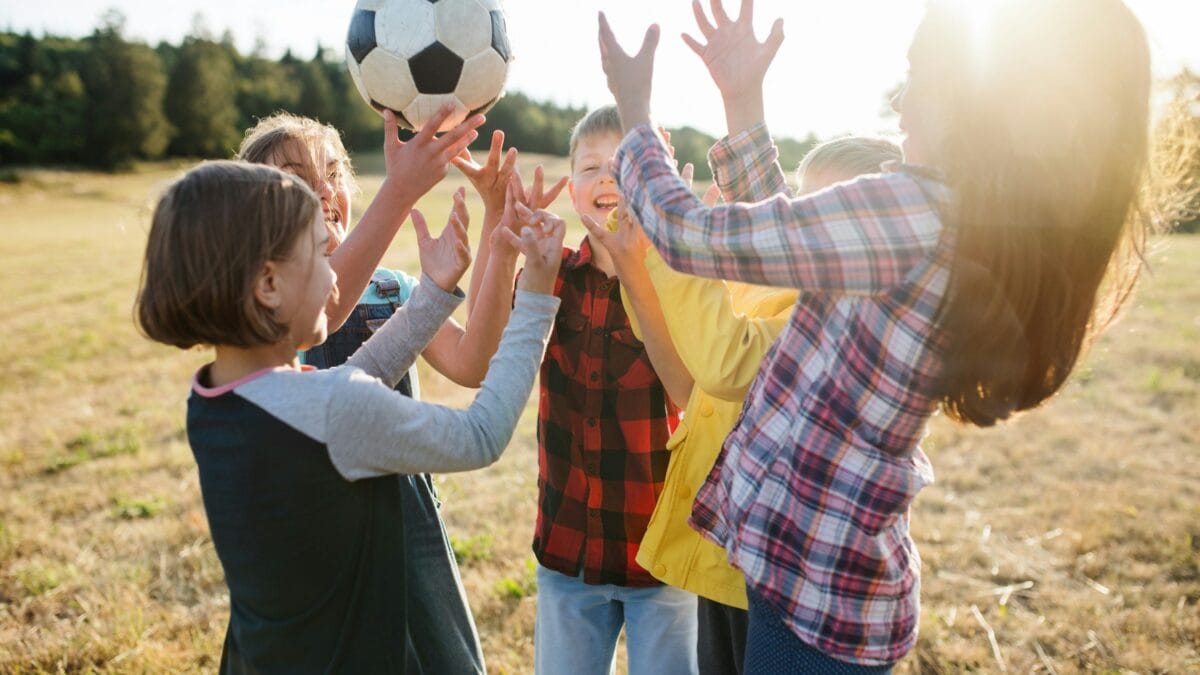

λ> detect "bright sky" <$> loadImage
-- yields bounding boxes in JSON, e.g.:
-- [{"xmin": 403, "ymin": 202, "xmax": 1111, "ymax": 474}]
[{"xmin": 5, "ymin": 1, "xmax": 1199, "ymax": 140}]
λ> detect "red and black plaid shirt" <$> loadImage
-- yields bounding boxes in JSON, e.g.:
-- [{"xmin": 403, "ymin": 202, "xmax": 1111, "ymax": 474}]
[{"xmin": 529, "ymin": 238, "xmax": 680, "ymax": 586}]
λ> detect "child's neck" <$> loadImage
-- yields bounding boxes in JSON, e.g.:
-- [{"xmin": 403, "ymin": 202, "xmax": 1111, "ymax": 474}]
[
  {"xmin": 585, "ymin": 232, "xmax": 617, "ymax": 279},
  {"xmin": 208, "ymin": 342, "xmax": 302, "ymax": 388}
]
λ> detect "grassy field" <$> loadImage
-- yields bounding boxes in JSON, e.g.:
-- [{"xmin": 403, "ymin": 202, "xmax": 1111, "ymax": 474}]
[{"xmin": 0, "ymin": 155, "xmax": 1196, "ymax": 674}]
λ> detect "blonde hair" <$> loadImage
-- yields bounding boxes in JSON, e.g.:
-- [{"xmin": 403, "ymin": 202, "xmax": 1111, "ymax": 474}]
[
  {"xmin": 796, "ymin": 136, "xmax": 902, "ymax": 192},
  {"xmin": 918, "ymin": 0, "xmax": 1154, "ymax": 426},
  {"xmin": 136, "ymin": 161, "xmax": 321, "ymax": 349},
  {"xmin": 236, "ymin": 112, "xmax": 357, "ymax": 194},
  {"xmin": 568, "ymin": 105, "xmax": 623, "ymax": 169}
]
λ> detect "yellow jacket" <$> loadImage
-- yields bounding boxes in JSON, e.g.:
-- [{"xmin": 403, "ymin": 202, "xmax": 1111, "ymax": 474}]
[{"xmin": 624, "ymin": 248, "xmax": 797, "ymax": 609}]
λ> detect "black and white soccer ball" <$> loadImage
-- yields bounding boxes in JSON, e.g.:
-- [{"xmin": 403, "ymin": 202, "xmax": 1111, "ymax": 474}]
[{"xmin": 345, "ymin": 0, "xmax": 512, "ymax": 132}]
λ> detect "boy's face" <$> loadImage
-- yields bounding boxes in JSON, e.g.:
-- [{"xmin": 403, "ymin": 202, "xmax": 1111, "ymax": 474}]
[{"xmin": 568, "ymin": 132, "xmax": 623, "ymax": 226}]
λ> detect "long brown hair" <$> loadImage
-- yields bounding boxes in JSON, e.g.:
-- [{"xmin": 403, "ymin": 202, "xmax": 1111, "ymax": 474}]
[{"xmin": 919, "ymin": 0, "xmax": 1153, "ymax": 425}]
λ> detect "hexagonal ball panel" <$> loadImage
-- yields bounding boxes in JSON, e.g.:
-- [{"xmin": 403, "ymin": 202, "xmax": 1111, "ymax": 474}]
[
  {"xmin": 404, "ymin": 93, "xmax": 468, "ymax": 133},
  {"xmin": 490, "ymin": 10, "xmax": 510, "ymax": 62},
  {"xmin": 359, "ymin": 48, "xmax": 419, "ymax": 111},
  {"xmin": 345, "ymin": 44, "xmax": 371, "ymax": 104},
  {"xmin": 376, "ymin": 0, "xmax": 438, "ymax": 60},
  {"xmin": 455, "ymin": 48, "xmax": 507, "ymax": 110},
  {"xmin": 346, "ymin": 9, "xmax": 377, "ymax": 64},
  {"xmin": 434, "ymin": 0, "xmax": 493, "ymax": 58},
  {"xmin": 409, "ymin": 41, "xmax": 463, "ymax": 94}
]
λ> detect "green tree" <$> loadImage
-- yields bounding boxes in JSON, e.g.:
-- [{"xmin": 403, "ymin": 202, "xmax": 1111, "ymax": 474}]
[
  {"xmin": 80, "ymin": 14, "xmax": 170, "ymax": 168},
  {"xmin": 295, "ymin": 49, "xmax": 337, "ymax": 124},
  {"xmin": 164, "ymin": 36, "xmax": 240, "ymax": 157},
  {"xmin": 234, "ymin": 54, "xmax": 300, "ymax": 132}
]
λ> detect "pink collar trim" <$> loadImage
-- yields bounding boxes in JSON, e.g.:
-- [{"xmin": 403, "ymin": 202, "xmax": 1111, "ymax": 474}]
[{"xmin": 191, "ymin": 364, "xmax": 314, "ymax": 398}]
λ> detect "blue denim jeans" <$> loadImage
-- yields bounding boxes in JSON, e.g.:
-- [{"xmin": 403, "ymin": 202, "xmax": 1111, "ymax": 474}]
[
  {"xmin": 305, "ymin": 301, "xmax": 484, "ymax": 674},
  {"xmin": 534, "ymin": 565, "xmax": 698, "ymax": 675}
]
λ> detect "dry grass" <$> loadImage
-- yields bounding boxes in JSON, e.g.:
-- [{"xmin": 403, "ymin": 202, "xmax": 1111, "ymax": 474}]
[{"xmin": 0, "ymin": 158, "xmax": 1196, "ymax": 674}]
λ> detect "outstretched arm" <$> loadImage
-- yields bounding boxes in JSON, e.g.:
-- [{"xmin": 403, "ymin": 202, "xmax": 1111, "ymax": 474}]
[
  {"xmin": 328, "ymin": 106, "xmax": 485, "ymax": 331},
  {"xmin": 583, "ymin": 200, "xmax": 694, "ymax": 408},
  {"xmin": 420, "ymin": 181, "xmax": 567, "ymax": 388}
]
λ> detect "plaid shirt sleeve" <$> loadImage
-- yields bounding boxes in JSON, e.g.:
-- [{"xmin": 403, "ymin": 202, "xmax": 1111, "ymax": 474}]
[
  {"xmin": 706, "ymin": 122, "xmax": 792, "ymax": 204},
  {"xmin": 616, "ymin": 124, "xmax": 943, "ymax": 294}
]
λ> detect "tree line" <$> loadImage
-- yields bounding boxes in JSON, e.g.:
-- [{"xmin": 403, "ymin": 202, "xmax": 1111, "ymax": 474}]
[{"xmin": 0, "ymin": 13, "xmax": 818, "ymax": 179}]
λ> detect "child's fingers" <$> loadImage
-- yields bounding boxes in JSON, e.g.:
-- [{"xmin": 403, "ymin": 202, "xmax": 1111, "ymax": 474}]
[
  {"xmin": 499, "ymin": 147, "xmax": 518, "ymax": 180},
  {"xmin": 410, "ymin": 209, "xmax": 431, "ymax": 241},
  {"xmin": 498, "ymin": 227, "xmax": 523, "ymax": 252},
  {"xmin": 597, "ymin": 12, "xmax": 625, "ymax": 62},
  {"xmin": 449, "ymin": 210, "xmax": 470, "ymax": 245},
  {"xmin": 415, "ymin": 104, "xmax": 456, "ymax": 144},
  {"xmin": 681, "ymin": 32, "xmax": 706, "ymax": 58},
  {"xmin": 486, "ymin": 129, "xmax": 504, "ymax": 168},
  {"xmin": 451, "ymin": 154, "xmax": 479, "ymax": 177},
  {"xmin": 681, "ymin": 162, "xmax": 695, "ymax": 188},
  {"xmin": 528, "ymin": 165, "xmax": 544, "ymax": 202},
  {"xmin": 636, "ymin": 24, "xmax": 661, "ymax": 60},
  {"xmin": 710, "ymin": 0, "xmax": 732, "ymax": 26},
  {"xmin": 765, "ymin": 18, "xmax": 785, "ymax": 58},
  {"xmin": 738, "ymin": 0, "xmax": 754, "ymax": 24},
  {"xmin": 542, "ymin": 176, "xmax": 569, "ymax": 206},
  {"xmin": 691, "ymin": 0, "xmax": 715, "ymax": 38},
  {"xmin": 702, "ymin": 183, "xmax": 722, "ymax": 207},
  {"xmin": 435, "ymin": 113, "xmax": 486, "ymax": 155},
  {"xmin": 440, "ymin": 128, "xmax": 481, "ymax": 164},
  {"xmin": 580, "ymin": 214, "xmax": 608, "ymax": 240},
  {"xmin": 383, "ymin": 109, "xmax": 400, "ymax": 146}
]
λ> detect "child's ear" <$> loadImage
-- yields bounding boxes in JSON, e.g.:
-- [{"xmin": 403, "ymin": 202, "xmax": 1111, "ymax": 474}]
[
  {"xmin": 253, "ymin": 261, "xmax": 284, "ymax": 311},
  {"xmin": 567, "ymin": 180, "xmax": 576, "ymax": 202}
]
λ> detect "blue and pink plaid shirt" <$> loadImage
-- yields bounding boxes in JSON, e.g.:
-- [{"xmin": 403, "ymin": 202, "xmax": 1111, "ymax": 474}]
[{"xmin": 616, "ymin": 123, "xmax": 952, "ymax": 665}]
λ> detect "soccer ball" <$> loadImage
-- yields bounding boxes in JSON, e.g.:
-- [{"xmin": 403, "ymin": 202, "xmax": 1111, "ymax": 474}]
[{"xmin": 345, "ymin": 0, "xmax": 512, "ymax": 133}]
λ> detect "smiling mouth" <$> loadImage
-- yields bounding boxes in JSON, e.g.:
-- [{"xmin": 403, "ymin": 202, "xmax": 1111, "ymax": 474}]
[{"xmin": 593, "ymin": 195, "xmax": 618, "ymax": 210}]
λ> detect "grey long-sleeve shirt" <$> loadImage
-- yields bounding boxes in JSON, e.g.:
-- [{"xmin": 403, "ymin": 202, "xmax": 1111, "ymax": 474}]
[{"xmin": 193, "ymin": 276, "xmax": 561, "ymax": 479}]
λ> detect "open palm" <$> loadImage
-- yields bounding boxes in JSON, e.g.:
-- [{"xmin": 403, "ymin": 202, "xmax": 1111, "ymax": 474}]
[
  {"xmin": 414, "ymin": 187, "xmax": 472, "ymax": 292},
  {"xmin": 682, "ymin": 0, "xmax": 784, "ymax": 100}
]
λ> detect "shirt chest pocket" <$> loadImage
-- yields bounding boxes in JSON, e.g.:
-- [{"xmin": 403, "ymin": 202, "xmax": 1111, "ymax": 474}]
[
  {"xmin": 548, "ymin": 312, "xmax": 589, "ymax": 377},
  {"xmin": 549, "ymin": 314, "xmax": 660, "ymax": 390},
  {"xmin": 608, "ymin": 327, "xmax": 659, "ymax": 390}
]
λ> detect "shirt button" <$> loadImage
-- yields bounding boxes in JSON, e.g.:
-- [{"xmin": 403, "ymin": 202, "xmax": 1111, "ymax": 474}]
[
  {"xmin": 701, "ymin": 403, "xmax": 715, "ymax": 417},
  {"xmin": 588, "ymin": 508, "xmax": 601, "ymax": 519},
  {"xmin": 677, "ymin": 484, "xmax": 691, "ymax": 500},
  {"xmin": 586, "ymin": 461, "xmax": 598, "ymax": 475},
  {"xmin": 590, "ymin": 371, "xmax": 600, "ymax": 383},
  {"xmin": 587, "ymin": 418, "xmax": 597, "ymax": 427},
  {"xmin": 653, "ymin": 563, "xmax": 667, "ymax": 577},
  {"xmin": 593, "ymin": 327, "xmax": 605, "ymax": 336}
]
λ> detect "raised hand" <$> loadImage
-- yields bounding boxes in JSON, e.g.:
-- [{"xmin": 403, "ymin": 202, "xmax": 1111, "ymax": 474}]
[
  {"xmin": 383, "ymin": 106, "xmax": 486, "ymax": 203},
  {"xmin": 580, "ymin": 196, "xmax": 653, "ymax": 272},
  {"xmin": 503, "ymin": 204, "xmax": 567, "ymax": 296},
  {"xmin": 597, "ymin": 12, "xmax": 660, "ymax": 131},
  {"xmin": 413, "ymin": 187, "xmax": 472, "ymax": 292},
  {"xmin": 512, "ymin": 164, "xmax": 569, "ymax": 212},
  {"xmin": 452, "ymin": 129, "xmax": 518, "ymax": 215},
  {"xmin": 682, "ymin": 0, "xmax": 783, "ymax": 134},
  {"xmin": 683, "ymin": 0, "xmax": 783, "ymax": 97}
]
